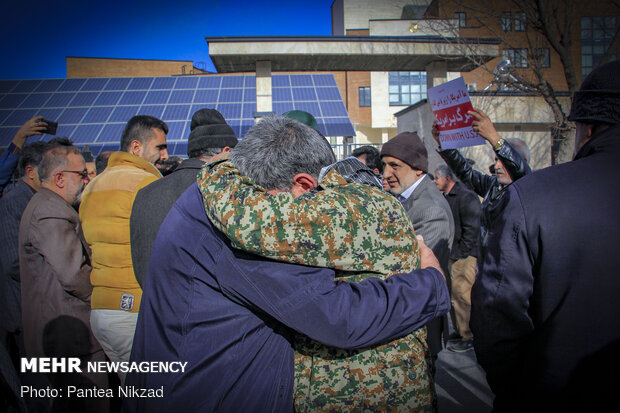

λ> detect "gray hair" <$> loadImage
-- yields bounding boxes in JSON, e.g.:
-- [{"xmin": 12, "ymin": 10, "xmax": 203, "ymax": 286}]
[
  {"xmin": 506, "ymin": 138, "xmax": 530, "ymax": 163},
  {"xmin": 231, "ymin": 115, "xmax": 336, "ymax": 191},
  {"xmin": 38, "ymin": 146, "xmax": 82, "ymax": 182},
  {"xmin": 434, "ymin": 164, "xmax": 455, "ymax": 181}
]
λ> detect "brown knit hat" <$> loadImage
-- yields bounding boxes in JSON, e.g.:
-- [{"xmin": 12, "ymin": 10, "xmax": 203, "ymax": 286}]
[{"xmin": 380, "ymin": 131, "xmax": 428, "ymax": 172}]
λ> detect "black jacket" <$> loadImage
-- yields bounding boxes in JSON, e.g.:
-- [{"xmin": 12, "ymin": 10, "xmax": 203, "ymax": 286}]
[
  {"xmin": 471, "ymin": 124, "xmax": 620, "ymax": 412},
  {"xmin": 130, "ymin": 158, "xmax": 205, "ymax": 288},
  {"xmin": 444, "ymin": 182, "xmax": 481, "ymax": 260}
]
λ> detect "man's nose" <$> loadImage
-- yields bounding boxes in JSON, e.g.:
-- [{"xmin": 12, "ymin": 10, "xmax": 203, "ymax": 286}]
[{"xmin": 160, "ymin": 148, "xmax": 169, "ymax": 161}]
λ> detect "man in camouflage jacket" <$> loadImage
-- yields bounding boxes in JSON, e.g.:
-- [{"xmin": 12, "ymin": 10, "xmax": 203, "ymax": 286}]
[{"xmin": 198, "ymin": 158, "xmax": 438, "ymax": 412}]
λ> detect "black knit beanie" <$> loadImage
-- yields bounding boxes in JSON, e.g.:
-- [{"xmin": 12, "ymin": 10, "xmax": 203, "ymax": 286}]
[
  {"xmin": 188, "ymin": 109, "xmax": 238, "ymax": 157},
  {"xmin": 568, "ymin": 60, "xmax": 620, "ymax": 125},
  {"xmin": 380, "ymin": 131, "xmax": 428, "ymax": 173}
]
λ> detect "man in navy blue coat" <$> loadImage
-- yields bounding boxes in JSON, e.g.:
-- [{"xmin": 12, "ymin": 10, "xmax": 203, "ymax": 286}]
[
  {"xmin": 471, "ymin": 61, "xmax": 620, "ymax": 412},
  {"xmin": 124, "ymin": 116, "xmax": 450, "ymax": 413}
]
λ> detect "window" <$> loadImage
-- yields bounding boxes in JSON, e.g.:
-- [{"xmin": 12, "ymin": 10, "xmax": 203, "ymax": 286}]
[
  {"xmin": 359, "ymin": 87, "xmax": 371, "ymax": 107},
  {"xmin": 503, "ymin": 48, "xmax": 528, "ymax": 68},
  {"xmin": 454, "ymin": 12, "xmax": 466, "ymax": 28},
  {"xmin": 581, "ymin": 16, "xmax": 617, "ymax": 77},
  {"xmin": 534, "ymin": 48, "xmax": 550, "ymax": 68},
  {"xmin": 388, "ymin": 72, "xmax": 427, "ymax": 106},
  {"xmin": 502, "ymin": 12, "xmax": 512, "ymax": 31},
  {"xmin": 514, "ymin": 12, "xmax": 526, "ymax": 31}
]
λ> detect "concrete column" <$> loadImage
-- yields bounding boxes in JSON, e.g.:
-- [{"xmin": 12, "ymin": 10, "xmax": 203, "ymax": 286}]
[
  {"xmin": 256, "ymin": 61, "xmax": 272, "ymax": 115},
  {"xmin": 381, "ymin": 128, "xmax": 389, "ymax": 143},
  {"xmin": 426, "ymin": 61, "xmax": 448, "ymax": 89}
]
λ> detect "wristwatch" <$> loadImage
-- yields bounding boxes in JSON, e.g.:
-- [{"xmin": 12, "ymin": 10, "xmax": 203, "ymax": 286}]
[{"xmin": 494, "ymin": 137, "xmax": 505, "ymax": 150}]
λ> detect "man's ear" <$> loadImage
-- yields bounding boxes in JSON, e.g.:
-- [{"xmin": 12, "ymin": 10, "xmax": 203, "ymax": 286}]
[
  {"xmin": 25, "ymin": 165, "xmax": 37, "ymax": 180},
  {"xmin": 53, "ymin": 171, "xmax": 65, "ymax": 189},
  {"xmin": 130, "ymin": 140, "xmax": 142, "ymax": 157},
  {"xmin": 290, "ymin": 173, "xmax": 318, "ymax": 197},
  {"xmin": 222, "ymin": 146, "xmax": 232, "ymax": 153}
]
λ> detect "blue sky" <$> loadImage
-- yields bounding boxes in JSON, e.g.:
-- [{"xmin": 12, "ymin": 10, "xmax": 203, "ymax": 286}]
[{"xmin": 0, "ymin": 0, "xmax": 334, "ymax": 79}]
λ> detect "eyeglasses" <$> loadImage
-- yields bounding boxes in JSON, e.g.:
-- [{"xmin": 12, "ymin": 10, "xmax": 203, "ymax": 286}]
[{"xmin": 61, "ymin": 170, "xmax": 89, "ymax": 179}]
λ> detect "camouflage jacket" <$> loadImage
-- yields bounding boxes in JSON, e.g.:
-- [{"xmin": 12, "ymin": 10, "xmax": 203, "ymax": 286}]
[{"xmin": 197, "ymin": 160, "xmax": 436, "ymax": 412}]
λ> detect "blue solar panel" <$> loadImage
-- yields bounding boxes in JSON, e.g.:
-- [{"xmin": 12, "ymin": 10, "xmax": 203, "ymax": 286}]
[
  {"xmin": 292, "ymin": 87, "xmax": 317, "ymax": 101},
  {"xmin": 138, "ymin": 105, "xmax": 165, "ymax": 118},
  {"xmin": 58, "ymin": 107, "xmax": 88, "ymax": 124},
  {"xmin": 20, "ymin": 93, "xmax": 52, "ymax": 108},
  {"xmin": 59, "ymin": 79, "xmax": 86, "ymax": 92},
  {"xmin": 316, "ymin": 87, "xmax": 342, "ymax": 100},
  {"xmin": 162, "ymin": 105, "xmax": 190, "ymax": 121},
  {"xmin": 272, "ymin": 88, "xmax": 292, "ymax": 102},
  {"xmin": 0, "ymin": 94, "xmax": 28, "ymax": 109},
  {"xmin": 144, "ymin": 90, "xmax": 170, "ymax": 105},
  {"xmin": 69, "ymin": 92, "xmax": 99, "ymax": 107},
  {"xmin": 0, "ymin": 74, "xmax": 355, "ymax": 154},
  {"xmin": 119, "ymin": 91, "xmax": 146, "ymax": 105},
  {"xmin": 221, "ymin": 76, "xmax": 244, "ymax": 88},
  {"xmin": 290, "ymin": 75, "xmax": 314, "ymax": 87},
  {"xmin": 0, "ymin": 81, "xmax": 19, "ymax": 93},
  {"xmin": 194, "ymin": 89, "xmax": 219, "ymax": 103},
  {"xmin": 83, "ymin": 107, "xmax": 113, "ymax": 123},
  {"xmin": 4, "ymin": 109, "xmax": 38, "ymax": 127},
  {"xmin": 109, "ymin": 106, "xmax": 139, "ymax": 122},
  {"xmin": 198, "ymin": 76, "xmax": 221, "ymax": 89},
  {"xmin": 13, "ymin": 80, "xmax": 42, "ymax": 93},
  {"xmin": 169, "ymin": 90, "xmax": 194, "ymax": 103},
  {"xmin": 105, "ymin": 78, "xmax": 131, "ymax": 91},
  {"xmin": 128, "ymin": 77, "xmax": 153, "ymax": 90},
  {"xmin": 35, "ymin": 79, "xmax": 63, "ymax": 92},
  {"xmin": 94, "ymin": 92, "xmax": 122, "ymax": 106},
  {"xmin": 72, "ymin": 124, "xmax": 103, "ymax": 143},
  {"xmin": 82, "ymin": 78, "xmax": 109, "ymax": 91},
  {"xmin": 272, "ymin": 75, "xmax": 290, "ymax": 87}
]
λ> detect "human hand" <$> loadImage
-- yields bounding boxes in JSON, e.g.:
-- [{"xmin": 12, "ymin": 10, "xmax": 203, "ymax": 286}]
[
  {"xmin": 417, "ymin": 235, "xmax": 445, "ymax": 280},
  {"xmin": 13, "ymin": 116, "xmax": 47, "ymax": 149},
  {"xmin": 468, "ymin": 108, "xmax": 502, "ymax": 147}
]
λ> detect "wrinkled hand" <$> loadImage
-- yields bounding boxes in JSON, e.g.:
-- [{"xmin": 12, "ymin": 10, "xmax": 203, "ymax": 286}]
[
  {"xmin": 431, "ymin": 121, "xmax": 441, "ymax": 146},
  {"xmin": 417, "ymin": 235, "xmax": 445, "ymax": 280},
  {"xmin": 468, "ymin": 108, "xmax": 502, "ymax": 146},
  {"xmin": 13, "ymin": 116, "xmax": 47, "ymax": 149}
]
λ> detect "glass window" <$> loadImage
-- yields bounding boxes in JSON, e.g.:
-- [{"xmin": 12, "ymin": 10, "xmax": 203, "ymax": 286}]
[
  {"xmin": 514, "ymin": 12, "xmax": 526, "ymax": 31},
  {"xmin": 502, "ymin": 12, "xmax": 512, "ymax": 31},
  {"xmin": 359, "ymin": 86, "xmax": 371, "ymax": 107},
  {"xmin": 454, "ymin": 12, "xmax": 466, "ymax": 28},
  {"xmin": 535, "ymin": 48, "xmax": 550, "ymax": 68},
  {"xmin": 388, "ymin": 71, "xmax": 427, "ymax": 106},
  {"xmin": 581, "ymin": 16, "xmax": 617, "ymax": 77},
  {"xmin": 503, "ymin": 48, "xmax": 528, "ymax": 68}
]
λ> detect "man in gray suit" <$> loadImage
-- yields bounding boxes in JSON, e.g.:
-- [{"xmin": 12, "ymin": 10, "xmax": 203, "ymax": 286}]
[
  {"xmin": 381, "ymin": 131, "xmax": 454, "ymax": 360},
  {"xmin": 130, "ymin": 109, "xmax": 238, "ymax": 289}
]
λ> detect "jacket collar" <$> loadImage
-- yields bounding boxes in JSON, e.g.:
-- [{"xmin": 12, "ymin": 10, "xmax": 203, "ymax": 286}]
[
  {"xmin": 175, "ymin": 158, "xmax": 206, "ymax": 171},
  {"xmin": 574, "ymin": 123, "xmax": 620, "ymax": 161},
  {"xmin": 107, "ymin": 151, "xmax": 162, "ymax": 177}
]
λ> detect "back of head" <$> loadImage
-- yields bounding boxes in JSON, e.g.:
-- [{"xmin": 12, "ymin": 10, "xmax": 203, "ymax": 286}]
[
  {"xmin": 506, "ymin": 138, "xmax": 530, "ymax": 164},
  {"xmin": 568, "ymin": 60, "xmax": 620, "ymax": 126},
  {"xmin": 38, "ymin": 145, "xmax": 82, "ymax": 182},
  {"xmin": 188, "ymin": 108, "xmax": 238, "ymax": 158},
  {"xmin": 230, "ymin": 115, "xmax": 336, "ymax": 190},
  {"xmin": 380, "ymin": 131, "xmax": 428, "ymax": 173},
  {"xmin": 95, "ymin": 151, "xmax": 113, "ymax": 174},
  {"xmin": 120, "ymin": 115, "xmax": 169, "ymax": 152},
  {"xmin": 351, "ymin": 145, "xmax": 383, "ymax": 173},
  {"xmin": 19, "ymin": 141, "xmax": 49, "ymax": 176},
  {"xmin": 282, "ymin": 110, "xmax": 319, "ymax": 131}
]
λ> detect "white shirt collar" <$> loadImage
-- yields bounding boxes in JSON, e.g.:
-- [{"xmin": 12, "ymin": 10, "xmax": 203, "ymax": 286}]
[{"xmin": 399, "ymin": 174, "xmax": 426, "ymax": 202}]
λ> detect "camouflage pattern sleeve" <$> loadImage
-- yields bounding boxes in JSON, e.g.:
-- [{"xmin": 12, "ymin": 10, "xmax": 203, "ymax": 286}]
[{"xmin": 197, "ymin": 160, "xmax": 420, "ymax": 274}]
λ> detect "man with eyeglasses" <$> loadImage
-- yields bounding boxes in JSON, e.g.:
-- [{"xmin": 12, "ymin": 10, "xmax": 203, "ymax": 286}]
[{"xmin": 18, "ymin": 144, "xmax": 108, "ymax": 412}]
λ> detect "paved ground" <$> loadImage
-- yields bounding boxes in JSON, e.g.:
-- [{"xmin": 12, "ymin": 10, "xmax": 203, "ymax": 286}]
[{"xmin": 435, "ymin": 346, "xmax": 494, "ymax": 413}]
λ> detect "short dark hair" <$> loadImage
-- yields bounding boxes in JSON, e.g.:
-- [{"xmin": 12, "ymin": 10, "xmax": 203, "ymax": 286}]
[
  {"xmin": 18, "ymin": 141, "xmax": 49, "ymax": 176},
  {"xmin": 351, "ymin": 145, "xmax": 383, "ymax": 173},
  {"xmin": 95, "ymin": 151, "xmax": 113, "ymax": 174},
  {"xmin": 120, "ymin": 115, "xmax": 168, "ymax": 152},
  {"xmin": 47, "ymin": 137, "xmax": 74, "ymax": 147}
]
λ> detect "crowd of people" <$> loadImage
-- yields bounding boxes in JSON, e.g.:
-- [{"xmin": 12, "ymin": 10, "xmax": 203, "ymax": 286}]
[{"xmin": 0, "ymin": 60, "xmax": 618, "ymax": 413}]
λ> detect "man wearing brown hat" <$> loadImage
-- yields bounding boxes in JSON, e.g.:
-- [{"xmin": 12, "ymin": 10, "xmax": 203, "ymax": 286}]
[
  {"xmin": 380, "ymin": 131, "xmax": 454, "ymax": 360},
  {"xmin": 471, "ymin": 60, "xmax": 620, "ymax": 412},
  {"xmin": 130, "ymin": 108, "xmax": 238, "ymax": 288}
]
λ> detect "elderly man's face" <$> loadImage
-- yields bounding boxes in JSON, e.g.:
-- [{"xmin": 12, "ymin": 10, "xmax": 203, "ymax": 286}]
[
  {"xmin": 381, "ymin": 156, "xmax": 423, "ymax": 195},
  {"xmin": 433, "ymin": 172, "xmax": 450, "ymax": 193},
  {"xmin": 64, "ymin": 152, "xmax": 90, "ymax": 206},
  {"xmin": 494, "ymin": 156, "xmax": 513, "ymax": 185}
]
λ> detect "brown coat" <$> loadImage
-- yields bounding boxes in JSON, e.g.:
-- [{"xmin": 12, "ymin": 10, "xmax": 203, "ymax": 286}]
[{"xmin": 19, "ymin": 188, "xmax": 100, "ymax": 358}]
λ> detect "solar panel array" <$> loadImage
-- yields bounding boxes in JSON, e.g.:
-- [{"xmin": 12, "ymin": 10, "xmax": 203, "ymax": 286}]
[{"xmin": 0, "ymin": 74, "xmax": 355, "ymax": 157}]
